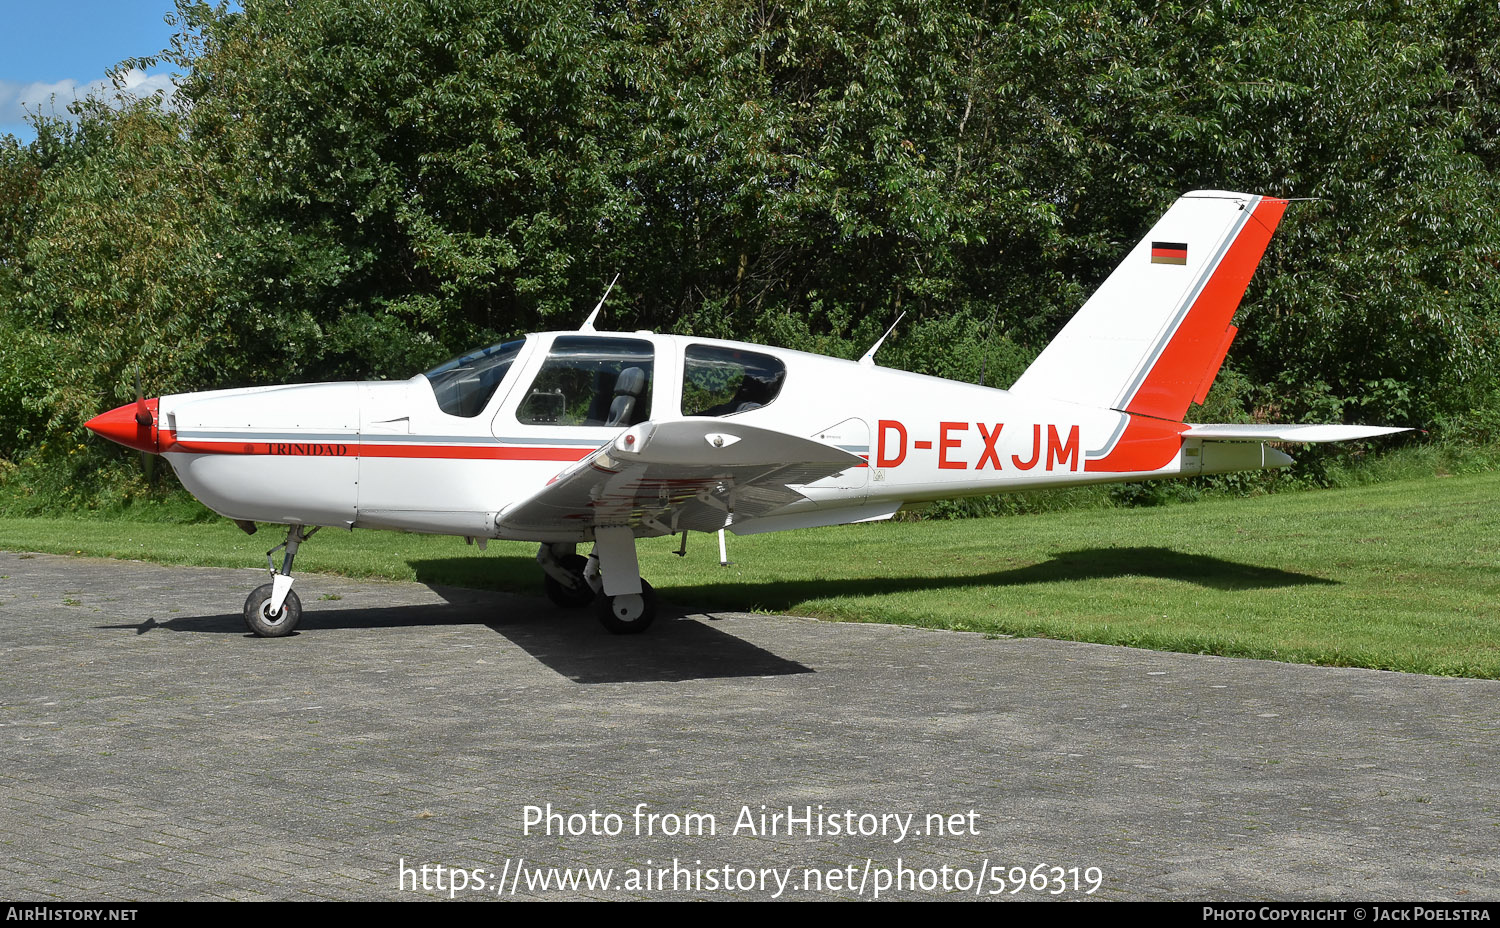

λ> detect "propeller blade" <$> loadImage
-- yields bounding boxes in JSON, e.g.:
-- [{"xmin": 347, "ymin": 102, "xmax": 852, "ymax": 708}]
[
  {"xmin": 87, "ymin": 368, "xmax": 162, "ymax": 460},
  {"xmin": 133, "ymin": 366, "xmax": 154, "ymax": 428}
]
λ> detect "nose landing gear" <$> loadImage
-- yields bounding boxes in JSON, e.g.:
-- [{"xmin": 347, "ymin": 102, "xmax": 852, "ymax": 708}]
[
  {"xmin": 243, "ymin": 524, "xmax": 319, "ymax": 637},
  {"xmin": 243, "ymin": 582, "xmax": 301, "ymax": 637}
]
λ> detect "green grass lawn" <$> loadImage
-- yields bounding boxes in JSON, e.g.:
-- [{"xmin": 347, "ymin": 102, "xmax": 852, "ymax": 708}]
[{"xmin": 2, "ymin": 471, "xmax": 1496, "ymax": 678}]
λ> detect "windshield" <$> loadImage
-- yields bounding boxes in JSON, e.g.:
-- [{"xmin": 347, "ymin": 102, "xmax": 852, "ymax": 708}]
[{"xmin": 423, "ymin": 339, "xmax": 525, "ymax": 417}]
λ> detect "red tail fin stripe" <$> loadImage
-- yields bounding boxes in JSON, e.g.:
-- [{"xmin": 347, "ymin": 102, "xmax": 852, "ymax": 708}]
[
  {"xmin": 1124, "ymin": 197, "xmax": 1288, "ymax": 421},
  {"xmin": 1192, "ymin": 324, "xmax": 1239, "ymax": 407}
]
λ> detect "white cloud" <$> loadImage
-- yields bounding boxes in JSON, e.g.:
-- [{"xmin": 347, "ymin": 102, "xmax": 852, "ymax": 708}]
[{"xmin": 0, "ymin": 68, "xmax": 179, "ymax": 126}]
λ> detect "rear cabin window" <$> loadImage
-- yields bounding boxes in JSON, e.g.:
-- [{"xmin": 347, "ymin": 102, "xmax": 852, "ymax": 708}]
[
  {"xmin": 516, "ymin": 336, "xmax": 655, "ymax": 427},
  {"xmin": 423, "ymin": 339, "xmax": 525, "ymax": 418},
  {"xmin": 681, "ymin": 345, "xmax": 787, "ymax": 417}
]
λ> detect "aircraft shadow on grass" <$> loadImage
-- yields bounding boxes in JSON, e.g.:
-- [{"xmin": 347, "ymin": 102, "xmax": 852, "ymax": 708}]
[
  {"xmin": 634, "ymin": 544, "xmax": 1337, "ymax": 613},
  {"xmin": 95, "ymin": 545, "xmax": 1331, "ymax": 683}
]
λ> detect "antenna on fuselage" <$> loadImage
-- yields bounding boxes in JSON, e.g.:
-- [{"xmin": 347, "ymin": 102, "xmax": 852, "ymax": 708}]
[
  {"xmin": 858, "ymin": 311, "xmax": 906, "ymax": 367},
  {"xmin": 977, "ymin": 304, "xmax": 1000, "ymax": 388},
  {"xmin": 579, "ymin": 273, "xmax": 620, "ymax": 333}
]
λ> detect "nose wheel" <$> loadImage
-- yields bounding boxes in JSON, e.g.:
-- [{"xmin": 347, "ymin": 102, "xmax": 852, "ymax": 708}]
[
  {"xmin": 243, "ymin": 524, "xmax": 317, "ymax": 637},
  {"xmin": 244, "ymin": 584, "xmax": 302, "ymax": 637}
]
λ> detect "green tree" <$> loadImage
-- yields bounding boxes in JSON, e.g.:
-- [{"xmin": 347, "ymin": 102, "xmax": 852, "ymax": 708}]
[
  {"xmin": 164, "ymin": 0, "xmax": 633, "ymax": 380},
  {"xmin": 1, "ymin": 99, "xmax": 224, "ymax": 500},
  {"xmin": 3, "ymin": 0, "xmax": 1498, "ymax": 511}
]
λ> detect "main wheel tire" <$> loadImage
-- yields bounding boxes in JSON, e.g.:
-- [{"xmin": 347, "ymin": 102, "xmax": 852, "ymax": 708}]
[
  {"xmin": 543, "ymin": 553, "xmax": 596, "ymax": 608},
  {"xmin": 243, "ymin": 583, "xmax": 302, "ymax": 637},
  {"xmin": 597, "ymin": 579, "xmax": 657, "ymax": 634}
]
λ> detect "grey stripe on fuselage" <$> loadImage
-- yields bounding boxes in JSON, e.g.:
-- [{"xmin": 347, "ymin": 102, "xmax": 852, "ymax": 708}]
[{"xmin": 1086, "ymin": 414, "xmax": 1129, "ymax": 459}]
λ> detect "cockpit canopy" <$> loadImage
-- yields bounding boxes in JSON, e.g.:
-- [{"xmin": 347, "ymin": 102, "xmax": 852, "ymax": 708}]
[{"xmin": 422, "ymin": 334, "xmax": 788, "ymax": 422}]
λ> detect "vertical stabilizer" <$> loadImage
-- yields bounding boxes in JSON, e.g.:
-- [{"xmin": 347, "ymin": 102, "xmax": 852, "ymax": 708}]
[{"xmin": 1009, "ymin": 191, "xmax": 1287, "ymax": 421}]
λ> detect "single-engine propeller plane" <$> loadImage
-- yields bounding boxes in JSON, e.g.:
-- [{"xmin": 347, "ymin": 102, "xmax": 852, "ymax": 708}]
[{"xmin": 86, "ymin": 190, "xmax": 1405, "ymax": 636}]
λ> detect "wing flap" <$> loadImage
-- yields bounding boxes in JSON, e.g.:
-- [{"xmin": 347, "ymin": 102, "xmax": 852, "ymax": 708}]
[{"xmin": 495, "ymin": 419, "xmax": 865, "ymax": 537}]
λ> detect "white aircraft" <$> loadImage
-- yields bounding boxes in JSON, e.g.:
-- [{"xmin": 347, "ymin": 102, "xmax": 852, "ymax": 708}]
[{"xmin": 87, "ymin": 190, "xmax": 1405, "ymax": 637}]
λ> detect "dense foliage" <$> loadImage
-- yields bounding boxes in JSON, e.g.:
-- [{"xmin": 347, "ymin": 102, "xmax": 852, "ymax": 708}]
[{"xmin": 2, "ymin": 0, "xmax": 1497, "ymax": 506}]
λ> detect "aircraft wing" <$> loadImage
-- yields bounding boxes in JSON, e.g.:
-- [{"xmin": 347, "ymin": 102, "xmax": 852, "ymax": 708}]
[
  {"xmin": 1184, "ymin": 424, "xmax": 1411, "ymax": 442},
  {"xmin": 495, "ymin": 419, "xmax": 867, "ymax": 537}
]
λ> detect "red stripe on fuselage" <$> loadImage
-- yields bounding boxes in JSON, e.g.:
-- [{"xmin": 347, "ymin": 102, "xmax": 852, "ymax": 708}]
[
  {"xmin": 159, "ymin": 430, "xmax": 591, "ymax": 462},
  {"xmin": 1125, "ymin": 197, "xmax": 1288, "ymax": 422}
]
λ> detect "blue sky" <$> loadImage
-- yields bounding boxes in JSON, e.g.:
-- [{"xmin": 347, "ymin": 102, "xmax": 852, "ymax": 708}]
[{"xmin": 1, "ymin": 0, "xmax": 186, "ymax": 142}]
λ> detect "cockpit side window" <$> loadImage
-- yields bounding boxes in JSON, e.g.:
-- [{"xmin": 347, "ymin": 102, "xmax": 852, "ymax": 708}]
[
  {"xmin": 681, "ymin": 345, "xmax": 787, "ymax": 417},
  {"xmin": 515, "ymin": 336, "xmax": 655, "ymax": 427},
  {"xmin": 423, "ymin": 339, "xmax": 525, "ymax": 418}
]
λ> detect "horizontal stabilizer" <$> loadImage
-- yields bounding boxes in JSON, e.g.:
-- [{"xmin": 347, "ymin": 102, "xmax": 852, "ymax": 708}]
[{"xmin": 1185, "ymin": 424, "xmax": 1410, "ymax": 443}]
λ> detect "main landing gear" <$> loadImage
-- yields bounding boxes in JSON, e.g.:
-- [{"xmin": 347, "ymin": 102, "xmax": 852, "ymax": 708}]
[
  {"xmin": 537, "ymin": 528, "xmax": 658, "ymax": 634},
  {"xmin": 537, "ymin": 542, "xmax": 596, "ymax": 609},
  {"xmin": 244, "ymin": 524, "xmax": 319, "ymax": 637}
]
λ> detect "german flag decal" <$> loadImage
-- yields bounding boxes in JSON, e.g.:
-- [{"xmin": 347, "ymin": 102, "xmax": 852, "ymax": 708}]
[{"xmin": 1151, "ymin": 241, "xmax": 1188, "ymax": 265}]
